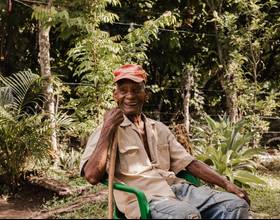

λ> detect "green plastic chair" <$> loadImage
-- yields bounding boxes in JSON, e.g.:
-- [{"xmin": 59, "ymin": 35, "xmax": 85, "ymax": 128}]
[{"xmin": 103, "ymin": 170, "xmax": 201, "ymax": 219}]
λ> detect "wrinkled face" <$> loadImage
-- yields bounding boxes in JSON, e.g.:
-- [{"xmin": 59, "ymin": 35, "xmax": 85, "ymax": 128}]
[{"xmin": 113, "ymin": 79, "xmax": 147, "ymax": 117}]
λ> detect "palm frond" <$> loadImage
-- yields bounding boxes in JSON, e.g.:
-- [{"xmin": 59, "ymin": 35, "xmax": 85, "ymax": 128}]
[
  {"xmin": 55, "ymin": 111, "xmax": 76, "ymax": 130},
  {"xmin": 0, "ymin": 70, "xmax": 40, "ymax": 115},
  {"xmin": 0, "ymin": 87, "xmax": 13, "ymax": 107}
]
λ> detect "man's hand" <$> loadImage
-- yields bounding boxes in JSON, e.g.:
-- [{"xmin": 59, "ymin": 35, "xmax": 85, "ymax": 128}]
[
  {"xmin": 103, "ymin": 107, "xmax": 124, "ymax": 132},
  {"xmin": 224, "ymin": 181, "xmax": 251, "ymax": 206}
]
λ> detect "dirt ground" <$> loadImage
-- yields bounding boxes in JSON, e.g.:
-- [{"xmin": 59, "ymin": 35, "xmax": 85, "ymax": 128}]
[{"xmin": 0, "ymin": 183, "xmax": 55, "ymax": 219}]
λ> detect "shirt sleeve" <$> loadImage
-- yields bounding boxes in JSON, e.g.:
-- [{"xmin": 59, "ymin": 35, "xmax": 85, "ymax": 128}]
[
  {"xmin": 167, "ymin": 128, "xmax": 195, "ymax": 174},
  {"xmin": 79, "ymin": 125, "xmax": 102, "ymax": 176}
]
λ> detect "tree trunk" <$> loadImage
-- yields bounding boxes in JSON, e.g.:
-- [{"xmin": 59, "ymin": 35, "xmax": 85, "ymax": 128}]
[
  {"xmin": 156, "ymin": 99, "xmax": 163, "ymax": 121},
  {"xmin": 206, "ymin": 0, "xmax": 240, "ymax": 123},
  {"xmin": 38, "ymin": 1, "xmax": 58, "ymax": 158},
  {"xmin": 250, "ymin": 41, "xmax": 260, "ymax": 147},
  {"xmin": 182, "ymin": 66, "xmax": 193, "ymax": 134},
  {"xmin": 220, "ymin": 73, "xmax": 239, "ymax": 123},
  {"xmin": 212, "ymin": 10, "xmax": 239, "ymax": 123}
]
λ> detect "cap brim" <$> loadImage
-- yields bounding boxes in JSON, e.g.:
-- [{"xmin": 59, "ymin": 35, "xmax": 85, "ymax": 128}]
[{"xmin": 114, "ymin": 75, "xmax": 144, "ymax": 83}]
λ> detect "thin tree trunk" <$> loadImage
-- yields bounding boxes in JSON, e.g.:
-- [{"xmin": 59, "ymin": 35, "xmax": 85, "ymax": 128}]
[
  {"xmin": 220, "ymin": 73, "xmax": 239, "ymax": 123},
  {"xmin": 250, "ymin": 40, "xmax": 260, "ymax": 147},
  {"xmin": 156, "ymin": 99, "xmax": 163, "ymax": 121},
  {"xmin": 182, "ymin": 66, "xmax": 193, "ymax": 134},
  {"xmin": 213, "ymin": 14, "xmax": 238, "ymax": 122},
  {"xmin": 38, "ymin": 1, "xmax": 58, "ymax": 158},
  {"xmin": 207, "ymin": 0, "xmax": 239, "ymax": 123}
]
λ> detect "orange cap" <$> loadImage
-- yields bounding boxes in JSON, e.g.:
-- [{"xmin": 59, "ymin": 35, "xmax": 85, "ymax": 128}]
[{"xmin": 113, "ymin": 64, "xmax": 147, "ymax": 83}]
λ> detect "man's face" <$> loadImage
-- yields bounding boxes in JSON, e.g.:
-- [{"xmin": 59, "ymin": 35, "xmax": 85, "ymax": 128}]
[{"xmin": 113, "ymin": 79, "xmax": 147, "ymax": 117}]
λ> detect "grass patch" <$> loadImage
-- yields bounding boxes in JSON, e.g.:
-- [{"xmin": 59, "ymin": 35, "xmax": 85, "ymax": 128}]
[
  {"xmin": 42, "ymin": 183, "xmax": 107, "ymax": 219},
  {"xmin": 248, "ymin": 187, "xmax": 280, "ymax": 219},
  {"xmin": 55, "ymin": 200, "xmax": 108, "ymax": 219},
  {"xmin": 247, "ymin": 171, "xmax": 280, "ymax": 219},
  {"xmin": 43, "ymin": 183, "xmax": 106, "ymax": 209}
]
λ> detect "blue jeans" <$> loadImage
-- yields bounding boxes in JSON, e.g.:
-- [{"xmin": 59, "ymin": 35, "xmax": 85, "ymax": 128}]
[{"xmin": 149, "ymin": 183, "xmax": 249, "ymax": 219}]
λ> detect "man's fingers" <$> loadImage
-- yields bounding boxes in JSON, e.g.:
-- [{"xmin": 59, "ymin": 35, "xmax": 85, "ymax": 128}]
[
  {"xmin": 244, "ymin": 194, "xmax": 251, "ymax": 206},
  {"xmin": 226, "ymin": 183, "xmax": 251, "ymax": 206},
  {"xmin": 237, "ymin": 191, "xmax": 251, "ymax": 206},
  {"xmin": 103, "ymin": 107, "xmax": 124, "ymax": 130}
]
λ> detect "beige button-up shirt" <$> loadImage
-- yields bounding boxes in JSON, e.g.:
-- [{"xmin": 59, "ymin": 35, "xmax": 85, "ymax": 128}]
[{"xmin": 80, "ymin": 115, "xmax": 195, "ymax": 219}]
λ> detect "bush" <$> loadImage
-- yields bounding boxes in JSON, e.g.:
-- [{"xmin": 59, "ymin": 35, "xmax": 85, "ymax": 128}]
[
  {"xmin": 0, "ymin": 70, "xmax": 52, "ymax": 187},
  {"xmin": 192, "ymin": 115, "xmax": 266, "ymax": 187}
]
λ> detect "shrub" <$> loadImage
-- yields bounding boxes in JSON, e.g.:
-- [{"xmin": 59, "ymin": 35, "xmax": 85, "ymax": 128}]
[
  {"xmin": 192, "ymin": 115, "xmax": 266, "ymax": 187},
  {"xmin": 0, "ymin": 70, "xmax": 52, "ymax": 187}
]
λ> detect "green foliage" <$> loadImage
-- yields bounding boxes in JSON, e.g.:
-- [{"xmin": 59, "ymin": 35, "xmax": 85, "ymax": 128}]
[
  {"xmin": 0, "ymin": 70, "xmax": 52, "ymax": 186},
  {"xmin": 182, "ymin": 0, "xmax": 280, "ymax": 147},
  {"xmin": 0, "ymin": 3, "xmax": 38, "ymax": 75},
  {"xmin": 193, "ymin": 115, "xmax": 266, "ymax": 187},
  {"xmin": 238, "ymin": 86, "xmax": 280, "ymax": 145},
  {"xmin": 121, "ymin": 11, "xmax": 177, "ymax": 63},
  {"xmin": 8, "ymin": 0, "xmax": 279, "ymax": 142},
  {"xmin": 56, "ymin": 1, "xmax": 177, "ymax": 135},
  {"xmin": 31, "ymin": 6, "xmax": 58, "ymax": 26},
  {"xmin": 1, "ymin": 1, "xmax": 280, "ymax": 194},
  {"xmin": 57, "ymin": 148, "xmax": 81, "ymax": 173},
  {"xmin": 0, "ymin": 69, "xmax": 42, "ymax": 114}
]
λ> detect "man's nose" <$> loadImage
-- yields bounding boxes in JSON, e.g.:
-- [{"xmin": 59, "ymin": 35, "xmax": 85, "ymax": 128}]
[{"xmin": 126, "ymin": 91, "xmax": 136, "ymax": 98}]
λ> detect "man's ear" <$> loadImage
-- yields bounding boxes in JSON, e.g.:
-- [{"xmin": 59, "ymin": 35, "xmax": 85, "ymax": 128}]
[
  {"xmin": 113, "ymin": 88, "xmax": 117, "ymax": 102},
  {"xmin": 145, "ymin": 88, "xmax": 151, "ymax": 102},
  {"xmin": 113, "ymin": 88, "xmax": 121, "ymax": 107}
]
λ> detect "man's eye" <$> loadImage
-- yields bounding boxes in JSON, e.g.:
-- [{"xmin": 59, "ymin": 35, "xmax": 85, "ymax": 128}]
[
  {"xmin": 120, "ymin": 89, "xmax": 127, "ymax": 94},
  {"xmin": 133, "ymin": 89, "xmax": 140, "ymax": 93},
  {"xmin": 119, "ymin": 87, "xmax": 143, "ymax": 95}
]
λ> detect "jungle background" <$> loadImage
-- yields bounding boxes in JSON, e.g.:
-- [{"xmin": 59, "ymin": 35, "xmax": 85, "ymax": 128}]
[{"xmin": 0, "ymin": 0, "xmax": 280, "ymax": 218}]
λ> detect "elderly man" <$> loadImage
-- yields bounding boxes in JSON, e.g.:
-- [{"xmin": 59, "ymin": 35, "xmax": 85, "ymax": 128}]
[{"xmin": 80, "ymin": 64, "xmax": 250, "ymax": 219}]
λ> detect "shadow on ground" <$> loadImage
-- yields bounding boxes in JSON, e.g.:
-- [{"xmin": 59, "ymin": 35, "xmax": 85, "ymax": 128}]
[{"xmin": 0, "ymin": 183, "xmax": 56, "ymax": 219}]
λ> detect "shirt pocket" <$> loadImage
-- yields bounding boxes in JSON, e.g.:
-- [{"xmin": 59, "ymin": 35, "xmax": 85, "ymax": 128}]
[
  {"xmin": 157, "ymin": 144, "xmax": 170, "ymax": 170},
  {"xmin": 119, "ymin": 145, "xmax": 143, "ymax": 174}
]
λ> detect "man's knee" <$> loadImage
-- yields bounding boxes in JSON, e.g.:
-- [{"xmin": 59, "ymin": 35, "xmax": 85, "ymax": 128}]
[
  {"xmin": 207, "ymin": 192, "xmax": 250, "ymax": 219},
  {"xmin": 223, "ymin": 197, "xmax": 250, "ymax": 219},
  {"xmin": 225, "ymin": 195, "xmax": 249, "ymax": 210}
]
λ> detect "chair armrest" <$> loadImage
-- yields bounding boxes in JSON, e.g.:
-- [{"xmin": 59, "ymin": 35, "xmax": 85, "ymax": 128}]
[
  {"xmin": 176, "ymin": 170, "xmax": 201, "ymax": 186},
  {"xmin": 101, "ymin": 179, "xmax": 151, "ymax": 219}
]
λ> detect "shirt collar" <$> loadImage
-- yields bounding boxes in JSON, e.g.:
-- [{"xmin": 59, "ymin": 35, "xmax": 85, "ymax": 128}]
[{"xmin": 120, "ymin": 113, "xmax": 155, "ymax": 127}]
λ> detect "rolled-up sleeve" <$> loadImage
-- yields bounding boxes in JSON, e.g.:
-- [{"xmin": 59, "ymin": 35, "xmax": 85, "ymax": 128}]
[
  {"xmin": 79, "ymin": 126, "xmax": 102, "ymax": 176},
  {"xmin": 167, "ymin": 130, "xmax": 195, "ymax": 174}
]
